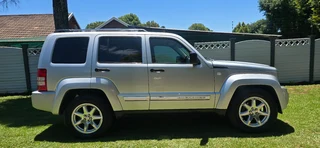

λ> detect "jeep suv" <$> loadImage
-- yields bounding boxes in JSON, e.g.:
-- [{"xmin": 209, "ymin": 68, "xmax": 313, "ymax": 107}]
[{"xmin": 32, "ymin": 29, "xmax": 289, "ymax": 138}]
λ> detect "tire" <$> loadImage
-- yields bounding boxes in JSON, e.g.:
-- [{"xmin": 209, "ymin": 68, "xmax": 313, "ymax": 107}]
[
  {"xmin": 227, "ymin": 88, "xmax": 278, "ymax": 133},
  {"xmin": 64, "ymin": 95, "xmax": 114, "ymax": 138}
]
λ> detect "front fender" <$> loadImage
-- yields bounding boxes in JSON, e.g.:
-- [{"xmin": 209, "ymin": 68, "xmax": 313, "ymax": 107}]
[
  {"xmin": 216, "ymin": 74, "xmax": 284, "ymax": 110},
  {"xmin": 51, "ymin": 77, "xmax": 123, "ymax": 115}
]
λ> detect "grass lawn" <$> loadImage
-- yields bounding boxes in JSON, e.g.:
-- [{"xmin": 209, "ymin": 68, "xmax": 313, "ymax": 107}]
[{"xmin": 0, "ymin": 85, "xmax": 319, "ymax": 148}]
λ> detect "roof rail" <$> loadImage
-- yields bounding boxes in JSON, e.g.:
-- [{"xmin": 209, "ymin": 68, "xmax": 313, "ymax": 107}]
[{"xmin": 54, "ymin": 28, "xmax": 147, "ymax": 33}]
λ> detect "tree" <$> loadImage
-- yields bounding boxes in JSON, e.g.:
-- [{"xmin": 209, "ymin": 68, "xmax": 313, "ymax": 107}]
[
  {"xmin": 249, "ymin": 19, "xmax": 268, "ymax": 34},
  {"xmin": 233, "ymin": 22, "xmax": 250, "ymax": 33},
  {"xmin": 85, "ymin": 21, "xmax": 104, "ymax": 29},
  {"xmin": 309, "ymin": 0, "xmax": 320, "ymax": 31},
  {"xmin": 52, "ymin": 0, "xmax": 69, "ymax": 30},
  {"xmin": 118, "ymin": 13, "xmax": 141, "ymax": 26},
  {"xmin": 259, "ymin": 0, "xmax": 320, "ymax": 37},
  {"xmin": 0, "ymin": 0, "xmax": 18, "ymax": 9},
  {"xmin": 140, "ymin": 20, "xmax": 160, "ymax": 27},
  {"xmin": 188, "ymin": 23, "xmax": 211, "ymax": 31},
  {"xmin": 233, "ymin": 19, "xmax": 268, "ymax": 34}
]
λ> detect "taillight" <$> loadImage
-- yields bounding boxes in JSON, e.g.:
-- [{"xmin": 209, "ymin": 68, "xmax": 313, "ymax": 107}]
[{"xmin": 37, "ymin": 69, "xmax": 47, "ymax": 91}]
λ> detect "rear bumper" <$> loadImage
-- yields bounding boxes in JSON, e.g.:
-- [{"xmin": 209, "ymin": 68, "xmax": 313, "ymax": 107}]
[
  {"xmin": 31, "ymin": 91, "xmax": 55, "ymax": 113},
  {"xmin": 280, "ymin": 86, "xmax": 289, "ymax": 110}
]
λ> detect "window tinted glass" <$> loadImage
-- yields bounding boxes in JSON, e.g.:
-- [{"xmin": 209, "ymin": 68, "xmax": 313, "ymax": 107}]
[
  {"xmin": 98, "ymin": 37, "xmax": 142, "ymax": 63},
  {"xmin": 150, "ymin": 38, "xmax": 190, "ymax": 64},
  {"xmin": 52, "ymin": 37, "xmax": 89, "ymax": 64}
]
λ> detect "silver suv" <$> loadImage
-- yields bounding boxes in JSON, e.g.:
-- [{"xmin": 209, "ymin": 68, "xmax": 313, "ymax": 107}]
[{"xmin": 32, "ymin": 29, "xmax": 289, "ymax": 138}]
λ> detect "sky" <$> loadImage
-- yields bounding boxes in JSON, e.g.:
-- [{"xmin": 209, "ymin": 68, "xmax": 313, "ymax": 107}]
[{"xmin": 0, "ymin": 0, "xmax": 265, "ymax": 32}]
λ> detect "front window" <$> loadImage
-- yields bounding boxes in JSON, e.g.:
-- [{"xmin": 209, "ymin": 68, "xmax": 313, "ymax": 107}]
[{"xmin": 149, "ymin": 37, "xmax": 191, "ymax": 64}]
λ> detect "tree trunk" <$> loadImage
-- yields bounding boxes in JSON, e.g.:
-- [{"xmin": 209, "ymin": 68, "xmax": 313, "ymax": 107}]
[{"xmin": 53, "ymin": 0, "xmax": 69, "ymax": 30}]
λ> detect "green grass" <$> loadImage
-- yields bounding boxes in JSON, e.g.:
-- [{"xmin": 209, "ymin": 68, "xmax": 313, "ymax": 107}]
[{"xmin": 0, "ymin": 85, "xmax": 319, "ymax": 148}]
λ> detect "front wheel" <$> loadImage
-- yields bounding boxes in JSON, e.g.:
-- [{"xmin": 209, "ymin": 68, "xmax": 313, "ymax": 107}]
[{"xmin": 227, "ymin": 88, "xmax": 278, "ymax": 132}]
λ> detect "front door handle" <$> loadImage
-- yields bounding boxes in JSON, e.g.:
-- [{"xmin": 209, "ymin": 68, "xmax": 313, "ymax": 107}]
[
  {"xmin": 95, "ymin": 68, "xmax": 110, "ymax": 72},
  {"xmin": 150, "ymin": 69, "xmax": 165, "ymax": 73}
]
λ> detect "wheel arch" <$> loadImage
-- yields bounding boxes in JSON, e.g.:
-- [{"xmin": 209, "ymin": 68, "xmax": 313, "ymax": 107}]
[
  {"xmin": 228, "ymin": 85, "xmax": 282, "ymax": 113},
  {"xmin": 216, "ymin": 74, "xmax": 283, "ymax": 113},
  {"xmin": 59, "ymin": 89, "xmax": 114, "ymax": 115},
  {"xmin": 52, "ymin": 77, "xmax": 123, "ymax": 115}
]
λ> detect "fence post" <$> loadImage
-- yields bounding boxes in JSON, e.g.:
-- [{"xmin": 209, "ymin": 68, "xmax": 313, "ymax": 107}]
[
  {"xmin": 309, "ymin": 35, "xmax": 315, "ymax": 83},
  {"xmin": 22, "ymin": 44, "xmax": 32, "ymax": 92},
  {"xmin": 230, "ymin": 38, "xmax": 235, "ymax": 61},
  {"xmin": 270, "ymin": 37, "xmax": 276, "ymax": 67}
]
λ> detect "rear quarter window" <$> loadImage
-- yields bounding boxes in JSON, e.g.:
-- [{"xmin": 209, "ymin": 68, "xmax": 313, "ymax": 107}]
[{"xmin": 51, "ymin": 37, "xmax": 89, "ymax": 64}]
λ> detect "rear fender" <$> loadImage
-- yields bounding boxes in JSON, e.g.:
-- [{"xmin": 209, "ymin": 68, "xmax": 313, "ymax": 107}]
[{"xmin": 51, "ymin": 77, "xmax": 122, "ymax": 115}]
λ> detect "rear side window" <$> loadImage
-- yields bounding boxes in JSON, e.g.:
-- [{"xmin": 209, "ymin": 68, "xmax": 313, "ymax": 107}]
[
  {"xmin": 98, "ymin": 37, "xmax": 142, "ymax": 63},
  {"xmin": 51, "ymin": 37, "xmax": 89, "ymax": 64}
]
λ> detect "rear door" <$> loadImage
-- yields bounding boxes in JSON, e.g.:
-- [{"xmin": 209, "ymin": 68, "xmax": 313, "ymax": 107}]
[{"xmin": 91, "ymin": 34, "xmax": 149, "ymax": 110}]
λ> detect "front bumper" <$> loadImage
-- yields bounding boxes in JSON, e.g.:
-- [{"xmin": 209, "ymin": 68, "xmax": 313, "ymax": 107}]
[
  {"xmin": 31, "ymin": 91, "xmax": 55, "ymax": 113},
  {"xmin": 280, "ymin": 86, "xmax": 289, "ymax": 110}
]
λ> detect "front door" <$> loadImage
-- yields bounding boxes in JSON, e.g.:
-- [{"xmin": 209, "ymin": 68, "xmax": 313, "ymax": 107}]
[
  {"xmin": 146, "ymin": 35, "xmax": 215, "ymax": 110},
  {"xmin": 91, "ymin": 34, "xmax": 149, "ymax": 110}
]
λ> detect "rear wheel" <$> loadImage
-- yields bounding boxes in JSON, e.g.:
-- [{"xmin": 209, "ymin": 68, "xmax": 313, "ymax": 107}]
[
  {"xmin": 227, "ymin": 88, "xmax": 278, "ymax": 132},
  {"xmin": 64, "ymin": 95, "xmax": 114, "ymax": 138}
]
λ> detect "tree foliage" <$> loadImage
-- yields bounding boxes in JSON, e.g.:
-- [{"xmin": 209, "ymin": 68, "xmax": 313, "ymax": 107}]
[
  {"xmin": 85, "ymin": 21, "xmax": 104, "ymax": 29},
  {"xmin": 118, "ymin": 13, "xmax": 142, "ymax": 26},
  {"xmin": 188, "ymin": 23, "xmax": 211, "ymax": 31},
  {"xmin": 140, "ymin": 20, "xmax": 160, "ymax": 27},
  {"xmin": 0, "ymin": 0, "xmax": 18, "ymax": 9},
  {"xmin": 233, "ymin": 19, "xmax": 267, "ymax": 34},
  {"xmin": 118, "ymin": 13, "xmax": 164, "ymax": 28},
  {"xmin": 259, "ymin": 0, "xmax": 320, "ymax": 37}
]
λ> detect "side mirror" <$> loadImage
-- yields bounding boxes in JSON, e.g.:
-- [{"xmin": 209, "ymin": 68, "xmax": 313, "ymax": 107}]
[{"xmin": 190, "ymin": 52, "xmax": 200, "ymax": 65}]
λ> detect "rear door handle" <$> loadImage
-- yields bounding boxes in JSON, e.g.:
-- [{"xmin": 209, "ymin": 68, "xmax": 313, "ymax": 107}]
[
  {"xmin": 95, "ymin": 68, "xmax": 110, "ymax": 72},
  {"xmin": 150, "ymin": 69, "xmax": 165, "ymax": 73}
]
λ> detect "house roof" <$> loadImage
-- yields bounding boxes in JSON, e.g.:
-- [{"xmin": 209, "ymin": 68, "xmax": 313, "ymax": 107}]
[
  {"xmin": 96, "ymin": 17, "xmax": 129, "ymax": 29},
  {"xmin": 0, "ymin": 13, "xmax": 80, "ymax": 39}
]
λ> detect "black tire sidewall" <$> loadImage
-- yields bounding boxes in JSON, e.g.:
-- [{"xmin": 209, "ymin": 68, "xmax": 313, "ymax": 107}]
[
  {"xmin": 228, "ymin": 88, "xmax": 278, "ymax": 133},
  {"xmin": 64, "ymin": 95, "xmax": 114, "ymax": 138}
]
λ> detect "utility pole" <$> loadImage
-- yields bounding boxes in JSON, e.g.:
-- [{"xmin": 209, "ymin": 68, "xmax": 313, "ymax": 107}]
[{"xmin": 232, "ymin": 21, "xmax": 234, "ymax": 32}]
